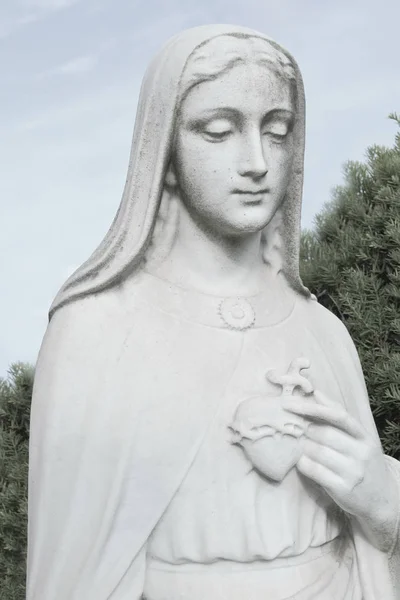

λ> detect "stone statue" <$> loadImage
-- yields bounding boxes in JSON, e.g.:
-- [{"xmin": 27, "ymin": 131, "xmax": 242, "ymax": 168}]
[{"xmin": 26, "ymin": 24, "xmax": 400, "ymax": 600}]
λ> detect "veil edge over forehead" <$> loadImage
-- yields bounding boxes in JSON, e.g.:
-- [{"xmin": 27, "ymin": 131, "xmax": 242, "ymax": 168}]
[{"xmin": 49, "ymin": 24, "xmax": 312, "ymax": 320}]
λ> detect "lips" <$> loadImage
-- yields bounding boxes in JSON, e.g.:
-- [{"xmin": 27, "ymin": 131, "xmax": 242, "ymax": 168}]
[
  {"xmin": 233, "ymin": 189, "xmax": 270, "ymax": 195},
  {"xmin": 233, "ymin": 189, "xmax": 269, "ymax": 204}
]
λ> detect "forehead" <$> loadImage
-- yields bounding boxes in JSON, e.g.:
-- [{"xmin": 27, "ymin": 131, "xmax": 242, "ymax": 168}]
[{"xmin": 180, "ymin": 62, "xmax": 295, "ymax": 119}]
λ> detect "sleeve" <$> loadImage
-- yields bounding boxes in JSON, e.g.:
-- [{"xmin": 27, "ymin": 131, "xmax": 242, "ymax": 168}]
[
  {"xmin": 344, "ymin": 321, "xmax": 400, "ymax": 559},
  {"xmin": 26, "ymin": 299, "xmax": 147, "ymax": 600},
  {"xmin": 385, "ymin": 455, "xmax": 400, "ymax": 583},
  {"xmin": 321, "ymin": 305, "xmax": 400, "ymax": 550},
  {"xmin": 315, "ymin": 304, "xmax": 400, "ymax": 597},
  {"xmin": 313, "ymin": 302, "xmax": 381, "ymax": 440}
]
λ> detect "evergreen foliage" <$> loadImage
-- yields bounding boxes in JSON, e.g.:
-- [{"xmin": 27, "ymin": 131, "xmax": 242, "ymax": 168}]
[
  {"xmin": 0, "ymin": 363, "xmax": 33, "ymax": 600},
  {"xmin": 300, "ymin": 114, "xmax": 400, "ymax": 458}
]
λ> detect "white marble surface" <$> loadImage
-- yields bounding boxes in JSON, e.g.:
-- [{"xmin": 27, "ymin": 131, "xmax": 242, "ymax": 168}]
[{"xmin": 27, "ymin": 25, "xmax": 400, "ymax": 600}]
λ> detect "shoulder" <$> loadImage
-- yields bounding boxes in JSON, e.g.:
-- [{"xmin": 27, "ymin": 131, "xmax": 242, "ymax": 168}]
[
  {"xmin": 38, "ymin": 272, "xmax": 156, "ymax": 367},
  {"xmin": 296, "ymin": 294, "xmax": 354, "ymax": 349},
  {"xmin": 36, "ymin": 287, "xmax": 126, "ymax": 376},
  {"xmin": 295, "ymin": 295, "xmax": 368, "ymax": 393},
  {"xmin": 50, "ymin": 287, "xmax": 121, "ymax": 339}
]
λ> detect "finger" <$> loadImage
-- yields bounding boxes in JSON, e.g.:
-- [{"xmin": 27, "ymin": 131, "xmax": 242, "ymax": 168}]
[
  {"xmin": 296, "ymin": 454, "xmax": 344, "ymax": 494},
  {"xmin": 303, "ymin": 438, "xmax": 352, "ymax": 476},
  {"xmin": 281, "ymin": 399, "xmax": 364, "ymax": 439},
  {"xmin": 309, "ymin": 392, "xmax": 368, "ymax": 444},
  {"xmin": 306, "ymin": 423, "xmax": 360, "ymax": 455}
]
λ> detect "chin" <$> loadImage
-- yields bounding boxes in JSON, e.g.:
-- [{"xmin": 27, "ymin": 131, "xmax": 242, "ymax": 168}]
[
  {"xmin": 220, "ymin": 221, "xmax": 271, "ymax": 237},
  {"xmin": 228, "ymin": 209, "xmax": 277, "ymax": 235}
]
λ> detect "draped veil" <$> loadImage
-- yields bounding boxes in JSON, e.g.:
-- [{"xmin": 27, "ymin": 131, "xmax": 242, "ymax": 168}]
[{"xmin": 49, "ymin": 24, "xmax": 312, "ymax": 320}]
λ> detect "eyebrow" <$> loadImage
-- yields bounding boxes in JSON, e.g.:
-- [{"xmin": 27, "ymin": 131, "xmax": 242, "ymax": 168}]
[
  {"xmin": 263, "ymin": 108, "xmax": 295, "ymax": 120},
  {"xmin": 186, "ymin": 107, "xmax": 295, "ymax": 123}
]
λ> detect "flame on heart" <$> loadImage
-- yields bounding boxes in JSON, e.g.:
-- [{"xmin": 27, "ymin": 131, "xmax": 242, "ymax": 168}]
[{"xmin": 266, "ymin": 357, "xmax": 314, "ymax": 397}]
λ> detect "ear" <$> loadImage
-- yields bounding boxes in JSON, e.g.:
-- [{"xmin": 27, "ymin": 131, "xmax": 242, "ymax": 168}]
[{"xmin": 164, "ymin": 161, "xmax": 178, "ymax": 188}]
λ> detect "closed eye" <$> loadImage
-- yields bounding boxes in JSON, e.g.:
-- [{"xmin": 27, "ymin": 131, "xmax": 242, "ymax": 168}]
[
  {"xmin": 262, "ymin": 116, "xmax": 294, "ymax": 142},
  {"xmin": 269, "ymin": 131, "xmax": 289, "ymax": 142},
  {"xmin": 262, "ymin": 127, "xmax": 292, "ymax": 144},
  {"xmin": 203, "ymin": 129, "xmax": 233, "ymax": 142},
  {"xmin": 268, "ymin": 131, "xmax": 287, "ymax": 138},
  {"xmin": 199, "ymin": 117, "xmax": 235, "ymax": 143}
]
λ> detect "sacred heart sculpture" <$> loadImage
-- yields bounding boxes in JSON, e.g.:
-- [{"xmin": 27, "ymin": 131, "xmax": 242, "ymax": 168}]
[{"xmin": 229, "ymin": 357, "xmax": 314, "ymax": 482}]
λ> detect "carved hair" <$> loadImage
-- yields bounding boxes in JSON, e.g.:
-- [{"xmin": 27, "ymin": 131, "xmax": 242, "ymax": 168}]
[{"xmin": 145, "ymin": 34, "xmax": 296, "ymax": 273}]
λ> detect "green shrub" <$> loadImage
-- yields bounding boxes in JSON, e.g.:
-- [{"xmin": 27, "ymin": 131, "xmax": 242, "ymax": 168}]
[
  {"xmin": 300, "ymin": 114, "xmax": 400, "ymax": 457},
  {"xmin": 0, "ymin": 363, "xmax": 33, "ymax": 599}
]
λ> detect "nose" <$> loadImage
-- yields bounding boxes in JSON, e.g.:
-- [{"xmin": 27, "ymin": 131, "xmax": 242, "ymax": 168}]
[{"xmin": 237, "ymin": 130, "xmax": 268, "ymax": 179}]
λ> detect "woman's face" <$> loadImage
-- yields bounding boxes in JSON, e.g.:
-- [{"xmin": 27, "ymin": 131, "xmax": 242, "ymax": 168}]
[{"xmin": 172, "ymin": 61, "xmax": 296, "ymax": 237}]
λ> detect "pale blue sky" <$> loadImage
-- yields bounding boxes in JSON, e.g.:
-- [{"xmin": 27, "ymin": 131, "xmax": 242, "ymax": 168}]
[{"xmin": 1, "ymin": 0, "xmax": 399, "ymax": 376}]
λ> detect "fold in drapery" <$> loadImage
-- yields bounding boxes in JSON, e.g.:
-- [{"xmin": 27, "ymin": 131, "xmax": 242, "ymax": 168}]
[
  {"xmin": 144, "ymin": 538, "xmax": 361, "ymax": 600},
  {"xmin": 27, "ymin": 289, "xmax": 245, "ymax": 599},
  {"xmin": 27, "ymin": 282, "xmax": 400, "ymax": 599}
]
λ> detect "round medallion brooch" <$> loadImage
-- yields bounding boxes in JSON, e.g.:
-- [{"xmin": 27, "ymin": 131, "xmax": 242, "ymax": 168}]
[{"xmin": 218, "ymin": 297, "xmax": 256, "ymax": 330}]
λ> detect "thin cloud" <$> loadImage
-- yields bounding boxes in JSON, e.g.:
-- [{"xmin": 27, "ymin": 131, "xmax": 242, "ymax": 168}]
[
  {"xmin": 19, "ymin": 0, "xmax": 81, "ymax": 11},
  {"xmin": 0, "ymin": 13, "xmax": 40, "ymax": 39},
  {"xmin": 37, "ymin": 54, "xmax": 98, "ymax": 79},
  {"xmin": 0, "ymin": 0, "xmax": 83, "ymax": 39},
  {"xmin": 12, "ymin": 80, "xmax": 139, "ymax": 133}
]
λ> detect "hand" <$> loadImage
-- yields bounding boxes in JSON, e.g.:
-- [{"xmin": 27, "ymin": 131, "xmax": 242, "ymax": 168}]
[{"xmin": 282, "ymin": 391, "xmax": 399, "ymax": 551}]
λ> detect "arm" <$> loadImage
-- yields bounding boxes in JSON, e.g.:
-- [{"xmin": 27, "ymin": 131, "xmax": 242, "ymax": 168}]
[
  {"xmin": 27, "ymin": 298, "xmax": 147, "ymax": 600},
  {"xmin": 283, "ymin": 305, "xmax": 400, "ymax": 554},
  {"xmin": 338, "ymin": 315, "xmax": 400, "ymax": 554}
]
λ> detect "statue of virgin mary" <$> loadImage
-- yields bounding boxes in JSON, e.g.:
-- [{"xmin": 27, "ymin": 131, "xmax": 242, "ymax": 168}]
[{"xmin": 26, "ymin": 24, "xmax": 400, "ymax": 600}]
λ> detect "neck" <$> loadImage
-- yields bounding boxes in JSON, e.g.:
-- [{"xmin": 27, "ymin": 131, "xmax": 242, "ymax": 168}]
[{"xmin": 149, "ymin": 202, "xmax": 272, "ymax": 297}]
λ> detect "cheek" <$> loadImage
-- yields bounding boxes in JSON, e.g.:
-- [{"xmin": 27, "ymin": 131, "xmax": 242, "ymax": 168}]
[
  {"xmin": 176, "ymin": 139, "xmax": 233, "ymax": 194},
  {"xmin": 266, "ymin": 143, "xmax": 294, "ymax": 183}
]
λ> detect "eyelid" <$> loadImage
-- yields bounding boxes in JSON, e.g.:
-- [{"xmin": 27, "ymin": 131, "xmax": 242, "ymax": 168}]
[
  {"xmin": 263, "ymin": 116, "xmax": 293, "ymax": 130},
  {"xmin": 203, "ymin": 118, "xmax": 234, "ymax": 132},
  {"xmin": 262, "ymin": 120, "xmax": 292, "ymax": 136},
  {"xmin": 266, "ymin": 124, "xmax": 289, "ymax": 133}
]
